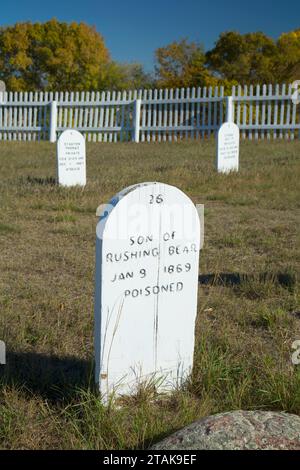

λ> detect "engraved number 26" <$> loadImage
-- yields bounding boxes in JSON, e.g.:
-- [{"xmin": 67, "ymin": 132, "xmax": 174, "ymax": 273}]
[{"xmin": 149, "ymin": 194, "xmax": 164, "ymax": 204}]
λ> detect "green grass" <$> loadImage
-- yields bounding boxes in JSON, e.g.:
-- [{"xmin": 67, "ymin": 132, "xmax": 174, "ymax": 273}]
[{"xmin": 0, "ymin": 139, "xmax": 299, "ymax": 449}]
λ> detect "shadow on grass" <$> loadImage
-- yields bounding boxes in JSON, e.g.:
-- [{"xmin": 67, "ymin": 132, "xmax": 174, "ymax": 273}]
[
  {"xmin": 0, "ymin": 350, "xmax": 94, "ymax": 403},
  {"xmin": 199, "ymin": 271, "xmax": 296, "ymax": 290},
  {"xmin": 25, "ymin": 176, "xmax": 56, "ymax": 186}
]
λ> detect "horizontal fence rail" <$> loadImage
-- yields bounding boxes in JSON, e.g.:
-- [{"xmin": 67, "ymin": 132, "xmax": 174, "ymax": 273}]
[{"xmin": 0, "ymin": 84, "xmax": 298, "ymax": 142}]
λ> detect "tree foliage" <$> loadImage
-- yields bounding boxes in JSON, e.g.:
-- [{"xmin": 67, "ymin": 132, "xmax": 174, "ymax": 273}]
[
  {"xmin": 206, "ymin": 30, "xmax": 300, "ymax": 85},
  {"xmin": 276, "ymin": 29, "xmax": 300, "ymax": 82},
  {"xmin": 206, "ymin": 31, "xmax": 278, "ymax": 84},
  {"xmin": 100, "ymin": 62, "xmax": 154, "ymax": 91},
  {"xmin": 0, "ymin": 19, "xmax": 110, "ymax": 91},
  {"xmin": 155, "ymin": 39, "xmax": 212, "ymax": 88}
]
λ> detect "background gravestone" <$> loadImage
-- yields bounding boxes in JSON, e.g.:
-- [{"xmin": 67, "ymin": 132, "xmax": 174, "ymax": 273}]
[
  {"xmin": 95, "ymin": 182, "xmax": 201, "ymax": 400},
  {"xmin": 0, "ymin": 81, "xmax": 6, "ymax": 104},
  {"xmin": 216, "ymin": 122, "xmax": 239, "ymax": 173},
  {"xmin": 0, "ymin": 340, "xmax": 5, "ymax": 365},
  {"xmin": 57, "ymin": 129, "xmax": 86, "ymax": 186}
]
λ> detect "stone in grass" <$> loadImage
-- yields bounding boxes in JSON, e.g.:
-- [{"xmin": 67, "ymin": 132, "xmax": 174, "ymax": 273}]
[{"xmin": 151, "ymin": 410, "xmax": 300, "ymax": 450}]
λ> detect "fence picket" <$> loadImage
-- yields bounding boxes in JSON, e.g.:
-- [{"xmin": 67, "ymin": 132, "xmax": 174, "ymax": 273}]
[
  {"xmin": 274, "ymin": 84, "xmax": 279, "ymax": 140},
  {"xmin": 261, "ymin": 84, "xmax": 267, "ymax": 140},
  {"xmin": 196, "ymin": 87, "xmax": 201, "ymax": 140},
  {"xmin": 285, "ymin": 84, "xmax": 291, "ymax": 140},
  {"xmin": 184, "ymin": 87, "xmax": 189, "ymax": 140},
  {"xmin": 291, "ymin": 84, "xmax": 297, "ymax": 141},
  {"xmin": 16, "ymin": 92, "xmax": 24, "ymax": 141},
  {"xmin": 69, "ymin": 92, "xmax": 74, "ymax": 131},
  {"xmin": 103, "ymin": 91, "xmax": 109, "ymax": 143},
  {"xmin": 242, "ymin": 85, "xmax": 247, "ymax": 139},
  {"xmin": 119, "ymin": 90, "xmax": 126, "ymax": 142},
  {"xmin": 74, "ymin": 91, "xmax": 79, "ymax": 133},
  {"xmin": 0, "ymin": 95, "xmax": 2, "ymax": 141},
  {"xmin": 8, "ymin": 92, "xmax": 12, "ymax": 141},
  {"xmin": 207, "ymin": 87, "xmax": 213, "ymax": 138},
  {"xmin": 3, "ymin": 92, "xmax": 7, "ymax": 141},
  {"xmin": 255, "ymin": 85, "xmax": 260, "ymax": 140},
  {"xmin": 219, "ymin": 86, "xmax": 224, "ymax": 128},
  {"xmin": 168, "ymin": 89, "xmax": 173, "ymax": 142},
  {"xmin": 249, "ymin": 85, "xmax": 253, "ymax": 140},
  {"xmin": 201, "ymin": 87, "xmax": 206, "ymax": 139},
  {"xmin": 267, "ymin": 84, "xmax": 272, "ymax": 140},
  {"xmin": 147, "ymin": 89, "xmax": 152, "ymax": 142},
  {"xmin": 213, "ymin": 87, "xmax": 218, "ymax": 138},
  {"xmin": 279, "ymin": 84, "xmax": 286, "ymax": 139},
  {"xmin": 152, "ymin": 89, "xmax": 157, "ymax": 142},
  {"xmin": 163, "ymin": 89, "xmax": 168, "ymax": 142},
  {"xmin": 13, "ymin": 91, "xmax": 18, "ymax": 141},
  {"xmin": 179, "ymin": 88, "xmax": 185, "ymax": 140}
]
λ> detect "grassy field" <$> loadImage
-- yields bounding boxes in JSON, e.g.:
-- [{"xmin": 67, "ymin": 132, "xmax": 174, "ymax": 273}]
[{"xmin": 0, "ymin": 139, "xmax": 299, "ymax": 449}]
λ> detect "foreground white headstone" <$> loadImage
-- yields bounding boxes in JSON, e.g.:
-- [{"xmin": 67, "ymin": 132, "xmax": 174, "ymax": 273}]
[
  {"xmin": 95, "ymin": 182, "xmax": 201, "ymax": 400},
  {"xmin": 57, "ymin": 129, "xmax": 86, "ymax": 186},
  {"xmin": 216, "ymin": 122, "xmax": 239, "ymax": 173}
]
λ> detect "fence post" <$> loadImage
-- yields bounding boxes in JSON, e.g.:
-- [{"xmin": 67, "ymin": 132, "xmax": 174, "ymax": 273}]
[
  {"xmin": 49, "ymin": 100, "xmax": 57, "ymax": 142},
  {"xmin": 133, "ymin": 98, "xmax": 141, "ymax": 143},
  {"xmin": 226, "ymin": 96, "xmax": 234, "ymax": 122}
]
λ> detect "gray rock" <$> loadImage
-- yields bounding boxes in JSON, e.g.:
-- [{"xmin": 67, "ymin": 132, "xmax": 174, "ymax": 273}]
[{"xmin": 151, "ymin": 410, "xmax": 300, "ymax": 450}]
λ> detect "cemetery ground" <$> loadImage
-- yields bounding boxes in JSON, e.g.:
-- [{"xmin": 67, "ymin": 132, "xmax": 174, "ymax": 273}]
[{"xmin": 0, "ymin": 138, "xmax": 299, "ymax": 450}]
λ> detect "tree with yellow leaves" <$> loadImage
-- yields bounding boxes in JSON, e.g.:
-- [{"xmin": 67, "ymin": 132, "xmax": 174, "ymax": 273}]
[
  {"xmin": 154, "ymin": 38, "xmax": 237, "ymax": 90},
  {"xmin": 155, "ymin": 39, "xmax": 214, "ymax": 88},
  {"xmin": 0, "ymin": 19, "xmax": 110, "ymax": 91},
  {"xmin": 276, "ymin": 29, "xmax": 300, "ymax": 82}
]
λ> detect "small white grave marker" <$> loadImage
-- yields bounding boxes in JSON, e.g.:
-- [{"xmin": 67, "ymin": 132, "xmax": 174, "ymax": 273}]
[
  {"xmin": 216, "ymin": 122, "xmax": 239, "ymax": 173},
  {"xmin": 94, "ymin": 182, "xmax": 201, "ymax": 400},
  {"xmin": 0, "ymin": 340, "xmax": 5, "ymax": 365},
  {"xmin": 57, "ymin": 129, "xmax": 86, "ymax": 186},
  {"xmin": 0, "ymin": 81, "xmax": 6, "ymax": 104}
]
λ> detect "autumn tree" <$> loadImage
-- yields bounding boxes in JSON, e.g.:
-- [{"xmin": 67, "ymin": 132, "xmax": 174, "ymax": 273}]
[
  {"xmin": 155, "ymin": 39, "xmax": 215, "ymax": 88},
  {"xmin": 276, "ymin": 29, "xmax": 300, "ymax": 82},
  {"xmin": 154, "ymin": 38, "xmax": 239, "ymax": 91},
  {"xmin": 205, "ymin": 31, "xmax": 279, "ymax": 85},
  {"xmin": 100, "ymin": 62, "xmax": 154, "ymax": 90},
  {"xmin": 0, "ymin": 19, "xmax": 110, "ymax": 91}
]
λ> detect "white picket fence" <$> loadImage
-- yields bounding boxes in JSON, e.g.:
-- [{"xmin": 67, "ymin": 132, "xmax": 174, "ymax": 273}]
[{"xmin": 0, "ymin": 84, "xmax": 299, "ymax": 142}]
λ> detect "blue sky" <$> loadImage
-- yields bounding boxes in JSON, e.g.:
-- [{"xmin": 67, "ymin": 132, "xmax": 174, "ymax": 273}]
[{"xmin": 2, "ymin": 0, "xmax": 300, "ymax": 71}]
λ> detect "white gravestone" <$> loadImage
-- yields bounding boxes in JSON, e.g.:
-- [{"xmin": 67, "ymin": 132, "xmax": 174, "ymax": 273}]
[
  {"xmin": 0, "ymin": 81, "xmax": 6, "ymax": 105},
  {"xmin": 57, "ymin": 129, "xmax": 86, "ymax": 186},
  {"xmin": 0, "ymin": 340, "xmax": 5, "ymax": 365},
  {"xmin": 95, "ymin": 182, "xmax": 201, "ymax": 400},
  {"xmin": 216, "ymin": 122, "xmax": 239, "ymax": 173}
]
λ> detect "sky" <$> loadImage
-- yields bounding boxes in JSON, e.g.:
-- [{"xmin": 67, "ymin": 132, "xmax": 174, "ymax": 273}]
[{"xmin": 2, "ymin": 0, "xmax": 300, "ymax": 72}]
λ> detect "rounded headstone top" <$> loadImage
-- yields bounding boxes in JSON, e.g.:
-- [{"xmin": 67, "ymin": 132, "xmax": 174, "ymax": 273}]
[{"xmin": 151, "ymin": 410, "xmax": 300, "ymax": 450}]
